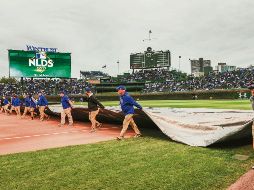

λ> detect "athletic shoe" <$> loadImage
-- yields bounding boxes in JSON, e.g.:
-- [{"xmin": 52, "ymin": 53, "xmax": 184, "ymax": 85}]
[
  {"xmin": 134, "ymin": 134, "xmax": 142, "ymax": 138},
  {"xmin": 116, "ymin": 136, "xmax": 124, "ymax": 140},
  {"xmin": 252, "ymin": 166, "xmax": 254, "ymax": 169},
  {"xmin": 90, "ymin": 129, "xmax": 96, "ymax": 133},
  {"xmin": 97, "ymin": 123, "xmax": 102, "ymax": 128},
  {"xmin": 58, "ymin": 124, "xmax": 64, "ymax": 127}
]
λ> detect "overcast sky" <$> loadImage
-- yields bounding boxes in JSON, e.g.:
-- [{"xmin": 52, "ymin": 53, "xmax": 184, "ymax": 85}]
[{"xmin": 0, "ymin": 0, "xmax": 254, "ymax": 78}]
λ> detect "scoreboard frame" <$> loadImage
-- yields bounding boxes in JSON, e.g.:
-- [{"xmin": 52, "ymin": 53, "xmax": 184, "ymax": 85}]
[
  {"xmin": 8, "ymin": 49, "xmax": 71, "ymax": 78},
  {"xmin": 130, "ymin": 47, "xmax": 171, "ymax": 70}
]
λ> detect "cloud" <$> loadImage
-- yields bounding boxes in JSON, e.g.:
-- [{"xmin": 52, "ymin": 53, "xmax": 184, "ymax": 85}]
[{"xmin": 0, "ymin": 0, "xmax": 253, "ymax": 78}]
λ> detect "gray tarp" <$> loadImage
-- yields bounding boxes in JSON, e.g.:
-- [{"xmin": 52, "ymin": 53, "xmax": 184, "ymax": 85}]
[
  {"xmin": 144, "ymin": 108, "xmax": 253, "ymax": 146},
  {"xmin": 48, "ymin": 105, "xmax": 254, "ymax": 147}
]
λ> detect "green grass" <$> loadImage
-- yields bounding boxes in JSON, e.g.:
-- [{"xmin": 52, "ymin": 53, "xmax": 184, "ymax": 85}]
[
  {"xmin": 0, "ymin": 134, "xmax": 253, "ymax": 190},
  {"xmin": 76, "ymin": 99, "xmax": 252, "ymax": 110}
]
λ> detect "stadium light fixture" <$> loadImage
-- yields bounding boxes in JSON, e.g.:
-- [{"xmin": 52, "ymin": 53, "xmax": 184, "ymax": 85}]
[
  {"xmin": 179, "ymin": 56, "xmax": 182, "ymax": 71},
  {"xmin": 117, "ymin": 60, "xmax": 120, "ymax": 75}
]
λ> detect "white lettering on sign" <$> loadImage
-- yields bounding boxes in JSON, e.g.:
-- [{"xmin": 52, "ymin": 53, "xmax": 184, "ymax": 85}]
[{"xmin": 28, "ymin": 59, "xmax": 54, "ymax": 67}]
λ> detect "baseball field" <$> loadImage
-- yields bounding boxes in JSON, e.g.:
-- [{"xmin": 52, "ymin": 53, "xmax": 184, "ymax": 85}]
[
  {"xmin": 77, "ymin": 99, "xmax": 252, "ymax": 110},
  {"xmin": 0, "ymin": 100, "xmax": 253, "ymax": 190}
]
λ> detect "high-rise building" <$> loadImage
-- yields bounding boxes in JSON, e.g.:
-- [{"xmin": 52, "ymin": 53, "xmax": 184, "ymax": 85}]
[
  {"xmin": 215, "ymin": 63, "xmax": 236, "ymax": 72},
  {"xmin": 190, "ymin": 58, "xmax": 211, "ymax": 75}
]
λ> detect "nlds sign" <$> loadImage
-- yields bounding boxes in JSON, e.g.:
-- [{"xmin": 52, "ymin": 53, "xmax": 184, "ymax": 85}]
[
  {"xmin": 29, "ymin": 52, "xmax": 54, "ymax": 68},
  {"xmin": 9, "ymin": 49, "xmax": 71, "ymax": 78}
]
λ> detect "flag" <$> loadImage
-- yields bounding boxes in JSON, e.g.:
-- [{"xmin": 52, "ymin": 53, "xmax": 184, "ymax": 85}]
[
  {"xmin": 149, "ymin": 30, "xmax": 152, "ymax": 34},
  {"xmin": 102, "ymin": 65, "xmax": 106, "ymax": 68}
]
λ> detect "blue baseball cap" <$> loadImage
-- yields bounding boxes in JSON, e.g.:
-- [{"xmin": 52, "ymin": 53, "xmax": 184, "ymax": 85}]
[
  {"xmin": 85, "ymin": 87, "xmax": 91, "ymax": 92},
  {"xmin": 116, "ymin": 85, "xmax": 126, "ymax": 91}
]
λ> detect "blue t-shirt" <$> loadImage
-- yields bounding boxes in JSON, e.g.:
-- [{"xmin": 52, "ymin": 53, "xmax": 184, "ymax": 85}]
[
  {"xmin": 24, "ymin": 97, "xmax": 31, "ymax": 107},
  {"xmin": 30, "ymin": 98, "xmax": 37, "ymax": 108},
  {"xmin": 119, "ymin": 92, "xmax": 142, "ymax": 115},
  {"xmin": 13, "ymin": 98, "xmax": 21, "ymax": 107},
  {"xmin": 61, "ymin": 95, "xmax": 71, "ymax": 109},
  {"xmin": 3, "ymin": 99, "xmax": 9, "ymax": 105},
  {"xmin": 37, "ymin": 95, "xmax": 48, "ymax": 106}
]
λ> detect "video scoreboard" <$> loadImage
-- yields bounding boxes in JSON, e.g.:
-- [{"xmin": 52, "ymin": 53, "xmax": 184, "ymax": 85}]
[{"xmin": 8, "ymin": 50, "xmax": 71, "ymax": 78}]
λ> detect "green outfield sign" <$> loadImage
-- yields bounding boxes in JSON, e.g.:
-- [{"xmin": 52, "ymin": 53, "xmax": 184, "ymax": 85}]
[{"xmin": 8, "ymin": 50, "xmax": 71, "ymax": 78}]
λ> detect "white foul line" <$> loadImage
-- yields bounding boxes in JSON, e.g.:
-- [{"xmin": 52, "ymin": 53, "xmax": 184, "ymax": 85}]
[{"xmin": 0, "ymin": 129, "xmax": 91, "ymax": 141}]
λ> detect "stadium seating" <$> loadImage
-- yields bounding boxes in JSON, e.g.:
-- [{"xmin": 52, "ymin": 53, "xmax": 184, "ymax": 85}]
[{"xmin": 0, "ymin": 68, "xmax": 253, "ymax": 96}]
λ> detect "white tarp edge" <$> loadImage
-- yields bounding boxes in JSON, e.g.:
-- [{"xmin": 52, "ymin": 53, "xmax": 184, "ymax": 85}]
[{"xmin": 143, "ymin": 108, "xmax": 253, "ymax": 147}]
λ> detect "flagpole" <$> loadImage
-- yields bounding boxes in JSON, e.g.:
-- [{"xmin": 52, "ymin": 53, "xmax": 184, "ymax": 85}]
[{"xmin": 178, "ymin": 56, "xmax": 181, "ymax": 71}]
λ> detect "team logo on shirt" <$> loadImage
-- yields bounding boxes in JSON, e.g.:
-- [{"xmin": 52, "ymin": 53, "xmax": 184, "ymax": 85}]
[{"xmin": 28, "ymin": 52, "xmax": 54, "ymax": 73}]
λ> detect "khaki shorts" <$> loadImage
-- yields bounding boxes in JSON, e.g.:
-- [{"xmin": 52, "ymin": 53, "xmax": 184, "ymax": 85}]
[{"xmin": 252, "ymin": 124, "xmax": 254, "ymax": 138}]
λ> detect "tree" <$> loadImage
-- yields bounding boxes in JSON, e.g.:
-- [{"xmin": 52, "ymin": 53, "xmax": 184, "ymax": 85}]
[{"xmin": 0, "ymin": 77, "xmax": 18, "ymax": 84}]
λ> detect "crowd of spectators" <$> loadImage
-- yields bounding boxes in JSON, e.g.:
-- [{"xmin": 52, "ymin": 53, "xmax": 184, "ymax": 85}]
[
  {"xmin": 143, "ymin": 68, "xmax": 254, "ymax": 93},
  {"xmin": 114, "ymin": 69, "xmax": 187, "ymax": 83},
  {"xmin": 22, "ymin": 79, "xmax": 88, "ymax": 95},
  {"xmin": 0, "ymin": 79, "xmax": 88, "ymax": 96},
  {"xmin": 0, "ymin": 68, "xmax": 253, "ymax": 96},
  {"xmin": 0, "ymin": 83, "xmax": 21, "ymax": 96}
]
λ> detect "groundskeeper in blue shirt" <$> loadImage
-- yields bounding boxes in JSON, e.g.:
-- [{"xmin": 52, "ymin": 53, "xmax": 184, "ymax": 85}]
[
  {"xmin": 61, "ymin": 94, "xmax": 72, "ymax": 109},
  {"xmin": 37, "ymin": 95, "xmax": 48, "ymax": 106},
  {"xmin": 30, "ymin": 97, "xmax": 37, "ymax": 108},
  {"xmin": 116, "ymin": 85, "xmax": 142, "ymax": 140},
  {"xmin": 3, "ymin": 99, "xmax": 9, "ymax": 105},
  {"xmin": 13, "ymin": 97, "xmax": 21, "ymax": 107},
  {"xmin": 24, "ymin": 97, "xmax": 31, "ymax": 107}
]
